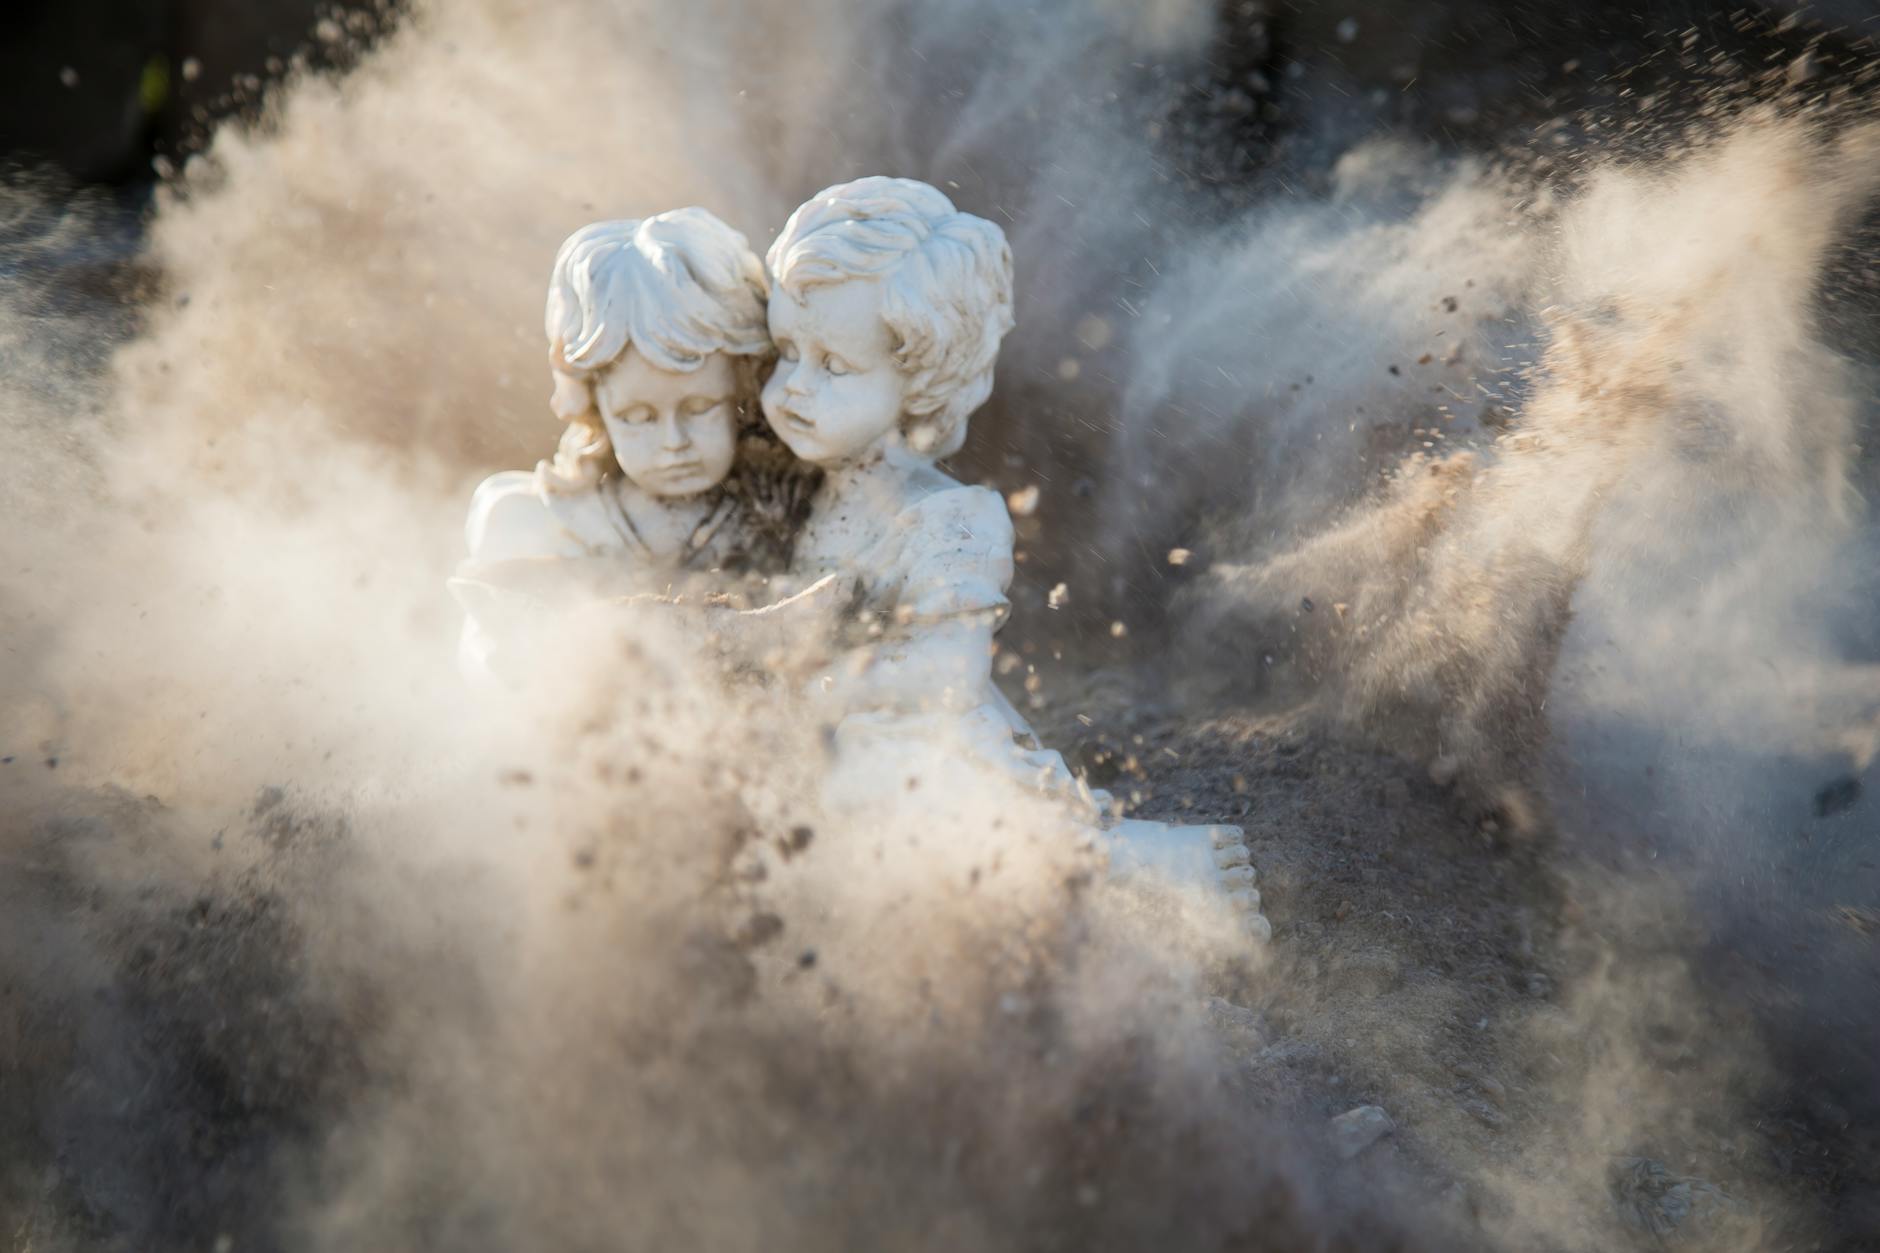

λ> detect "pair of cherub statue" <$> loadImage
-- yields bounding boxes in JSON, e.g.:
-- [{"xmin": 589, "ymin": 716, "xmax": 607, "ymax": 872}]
[{"xmin": 453, "ymin": 177, "xmax": 1269, "ymax": 942}]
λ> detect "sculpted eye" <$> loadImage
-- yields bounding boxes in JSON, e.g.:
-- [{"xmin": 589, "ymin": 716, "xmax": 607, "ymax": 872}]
[
  {"xmin": 824, "ymin": 354, "xmax": 853, "ymax": 377},
  {"xmin": 680, "ymin": 395, "xmax": 726, "ymax": 417},
  {"xmin": 617, "ymin": 404, "xmax": 657, "ymax": 425}
]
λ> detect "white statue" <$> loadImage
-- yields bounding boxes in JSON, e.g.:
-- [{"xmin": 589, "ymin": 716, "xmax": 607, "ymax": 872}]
[
  {"xmin": 451, "ymin": 189, "xmax": 1269, "ymax": 941},
  {"xmin": 758, "ymin": 177, "xmax": 1270, "ymax": 940},
  {"xmin": 453, "ymin": 210, "xmax": 814, "ymax": 681}
]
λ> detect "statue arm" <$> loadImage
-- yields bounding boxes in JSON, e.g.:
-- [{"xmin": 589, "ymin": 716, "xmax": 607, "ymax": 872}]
[
  {"xmin": 465, "ymin": 472, "xmax": 591, "ymax": 566},
  {"xmin": 807, "ymin": 612, "xmax": 1000, "ymax": 715},
  {"xmin": 700, "ymin": 573, "xmax": 858, "ymax": 669},
  {"xmin": 453, "ymin": 472, "xmax": 595, "ymax": 684}
]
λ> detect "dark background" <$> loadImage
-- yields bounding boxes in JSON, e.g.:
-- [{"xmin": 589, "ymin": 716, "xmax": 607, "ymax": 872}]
[
  {"xmin": 6, "ymin": 0, "xmax": 1877, "ymax": 192},
  {"xmin": 0, "ymin": 0, "xmax": 395, "ymax": 188}
]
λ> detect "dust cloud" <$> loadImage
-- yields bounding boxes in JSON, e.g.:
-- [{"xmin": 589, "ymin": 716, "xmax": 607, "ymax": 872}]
[
  {"xmin": 1176, "ymin": 93, "xmax": 1880, "ymax": 1253},
  {"xmin": 1184, "ymin": 114, "xmax": 1880, "ymax": 811},
  {"xmin": 3, "ymin": 0, "xmax": 1878, "ymax": 1248}
]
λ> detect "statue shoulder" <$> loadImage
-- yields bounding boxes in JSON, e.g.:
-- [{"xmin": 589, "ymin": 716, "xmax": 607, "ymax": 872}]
[
  {"xmin": 465, "ymin": 470, "xmax": 612, "ymax": 562},
  {"xmin": 893, "ymin": 479, "xmax": 1015, "ymax": 623},
  {"xmin": 902, "ymin": 478, "xmax": 1014, "ymax": 547}
]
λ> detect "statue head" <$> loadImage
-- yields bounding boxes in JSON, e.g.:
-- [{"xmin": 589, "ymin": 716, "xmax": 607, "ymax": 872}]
[
  {"xmin": 761, "ymin": 177, "xmax": 1014, "ymax": 468},
  {"xmin": 541, "ymin": 209, "xmax": 772, "ymax": 498}
]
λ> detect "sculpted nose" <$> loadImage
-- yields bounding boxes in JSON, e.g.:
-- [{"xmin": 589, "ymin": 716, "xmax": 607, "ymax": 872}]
[
  {"xmin": 659, "ymin": 410, "xmax": 691, "ymax": 451},
  {"xmin": 779, "ymin": 358, "xmax": 812, "ymax": 398}
]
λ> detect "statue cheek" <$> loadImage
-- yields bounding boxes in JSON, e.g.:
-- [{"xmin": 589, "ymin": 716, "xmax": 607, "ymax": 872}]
[
  {"xmin": 760, "ymin": 375, "xmax": 792, "ymax": 413},
  {"xmin": 613, "ymin": 426, "xmax": 652, "ymax": 463}
]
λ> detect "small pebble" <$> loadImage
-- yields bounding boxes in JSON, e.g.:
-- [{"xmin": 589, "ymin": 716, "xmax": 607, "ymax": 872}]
[
  {"xmin": 1204, "ymin": 997, "xmax": 1267, "ymax": 1049},
  {"xmin": 1814, "ymin": 775, "xmax": 1861, "ymax": 818},
  {"xmin": 1464, "ymin": 1099, "xmax": 1507, "ymax": 1130},
  {"xmin": 734, "ymin": 912, "xmax": 784, "ymax": 949},
  {"xmin": 1329, "ymin": 1105, "xmax": 1394, "ymax": 1159}
]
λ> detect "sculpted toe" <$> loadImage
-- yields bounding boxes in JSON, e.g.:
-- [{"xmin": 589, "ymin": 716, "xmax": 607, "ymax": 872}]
[
  {"xmin": 1214, "ymin": 843, "xmax": 1252, "ymax": 869},
  {"xmin": 1219, "ymin": 862, "xmax": 1258, "ymax": 887},
  {"xmin": 1207, "ymin": 825, "xmax": 1245, "ymax": 850}
]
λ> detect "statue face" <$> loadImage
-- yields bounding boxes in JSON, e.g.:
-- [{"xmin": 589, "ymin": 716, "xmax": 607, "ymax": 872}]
[
  {"xmin": 763, "ymin": 278, "xmax": 909, "ymax": 467},
  {"xmin": 594, "ymin": 349, "xmax": 739, "ymax": 498}
]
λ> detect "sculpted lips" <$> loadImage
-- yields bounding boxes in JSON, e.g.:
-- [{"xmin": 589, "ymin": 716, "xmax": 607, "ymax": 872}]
[{"xmin": 775, "ymin": 404, "xmax": 816, "ymax": 435}]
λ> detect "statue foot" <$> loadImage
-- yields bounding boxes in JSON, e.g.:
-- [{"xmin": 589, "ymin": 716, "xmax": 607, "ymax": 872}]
[{"xmin": 1105, "ymin": 817, "xmax": 1272, "ymax": 943}]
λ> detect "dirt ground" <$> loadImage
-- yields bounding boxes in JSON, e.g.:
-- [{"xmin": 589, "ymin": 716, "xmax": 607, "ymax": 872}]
[{"xmin": 1027, "ymin": 663, "xmax": 1875, "ymax": 1252}]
